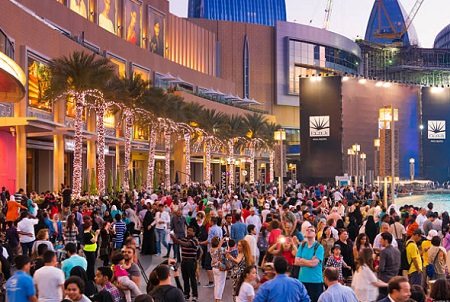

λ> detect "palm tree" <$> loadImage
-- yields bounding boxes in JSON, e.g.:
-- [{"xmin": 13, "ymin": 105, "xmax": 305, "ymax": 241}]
[
  {"xmin": 107, "ymin": 75, "xmax": 148, "ymax": 191},
  {"xmin": 243, "ymin": 113, "xmax": 269, "ymax": 183},
  {"xmin": 45, "ymin": 51, "xmax": 115, "ymax": 197},
  {"xmin": 223, "ymin": 115, "xmax": 245, "ymax": 187},
  {"xmin": 197, "ymin": 109, "xmax": 226, "ymax": 186}
]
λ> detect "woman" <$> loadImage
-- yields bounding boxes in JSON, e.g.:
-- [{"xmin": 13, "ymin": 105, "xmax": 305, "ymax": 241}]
[
  {"xmin": 427, "ymin": 235, "xmax": 447, "ymax": 280},
  {"xmin": 6, "ymin": 195, "xmax": 27, "ymax": 222},
  {"xmin": 99, "ymin": 221, "xmax": 112, "ymax": 266},
  {"xmin": 443, "ymin": 227, "xmax": 450, "ymax": 274},
  {"xmin": 70, "ymin": 266, "xmax": 97, "ymax": 297},
  {"xmin": 267, "ymin": 220, "xmax": 282, "ymax": 247},
  {"xmin": 316, "ymin": 219, "xmax": 326, "ymax": 240},
  {"xmin": 320, "ymin": 226, "xmax": 335, "ymax": 258},
  {"xmin": 427, "ymin": 279, "xmax": 450, "ymax": 302},
  {"xmin": 103, "ymin": 210, "xmax": 114, "ymax": 223},
  {"xmin": 64, "ymin": 214, "xmax": 79, "ymax": 245},
  {"xmin": 64, "ymin": 276, "xmax": 91, "ymax": 302},
  {"xmin": 364, "ymin": 215, "xmax": 378, "ymax": 244},
  {"xmin": 267, "ymin": 236, "xmax": 297, "ymax": 273},
  {"xmin": 31, "ymin": 229, "xmax": 54, "ymax": 256},
  {"xmin": 226, "ymin": 240, "xmax": 254, "ymax": 302},
  {"xmin": 210, "ymin": 236, "xmax": 227, "ymax": 302},
  {"xmin": 51, "ymin": 214, "xmax": 63, "ymax": 243},
  {"xmin": 141, "ymin": 204, "xmax": 157, "ymax": 255},
  {"xmin": 235, "ymin": 265, "xmax": 257, "ymax": 302},
  {"xmin": 351, "ymin": 248, "xmax": 387, "ymax": 302},
  {"xmin": 353, "ymin": 233, "xmax": 372, "ymax": 260},
  {"xmin": 82, "ymin": 220, "xmax": 100, "ymax": 280}
]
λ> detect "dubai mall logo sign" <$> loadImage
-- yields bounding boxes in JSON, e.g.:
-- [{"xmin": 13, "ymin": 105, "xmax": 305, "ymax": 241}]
[
  {"xmin": 428, "ymin": 120, "xmax": 446, "ymax": 140},
  {"xmin": 309, "ymin": 116, "xmax": 330, "ymax": 137}
]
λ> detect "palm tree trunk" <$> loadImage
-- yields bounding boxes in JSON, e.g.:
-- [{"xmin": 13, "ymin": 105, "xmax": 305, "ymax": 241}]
[
  {"xmin": 72, "ymin": 99, "xmax": 84, "ymax": 197},
  {"xmin": 249, "ymin": 141, "xmax": 256, "ymax": 183},
  {"xmin": 146, "ymin": 127, "xmax": 157, "ymax": 192},
  {"xmin": 96, "ymin": 104, "xmax": 106, "ymax": 196},
  {"xmin": 269, "ymin": 149, "xmax": 275, "ymax": 183},
  {"xmin": 204, "ymin": 139, "xmax": 212, "ymax": 186},
  {"xmin": 123, "ymin": 112, "xmax": 133, "ymax": 191},
  {"xmin": 184, "ymin": 133, "xmax": 191, "ymax": 186},
  {"xmin": 228, "ymin": 139, "xmax": 234, "ymax": 187},
  {"xmin": 164, "ymin": 127, "xmax": 171, "ymax": 191}
]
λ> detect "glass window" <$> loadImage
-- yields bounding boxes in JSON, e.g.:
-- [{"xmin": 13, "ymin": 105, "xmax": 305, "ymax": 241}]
[
  {"xmin": 108, "ymin": 55, "xmax": 127, "ymax": 78},
  {"xmin": 124, "ymin": 0, "xmax": 142, "ymax": 47},
  {"xmin": 28, "ymin": 56, "xmax": 52, "ymax": 112},
  {"xmin": 69, "ymin": 0, "xmax": 89, "ymax": 18},
  {"xmin": 98, "ymin": 0, "xmax": 117, "ymax": 34},
  {"xmin": 132, "ymin": 65, "xmax": 150, "ymax": 83}
]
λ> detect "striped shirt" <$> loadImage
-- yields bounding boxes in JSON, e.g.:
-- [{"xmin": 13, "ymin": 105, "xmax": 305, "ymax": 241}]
[
  {"xmin": 180, "ymin": 236, "xmax": 199, "ymax": 260},
  {"xmin": 103, "ymin": 282, "xmax": 124, "ymax": 302},
  {"xmin": 113, "ymin": 221, "xmax": 127, "ymax": 249}
]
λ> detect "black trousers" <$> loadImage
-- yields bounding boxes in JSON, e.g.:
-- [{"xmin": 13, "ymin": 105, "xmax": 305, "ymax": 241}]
[
  {"xmin": 181, "ymin": 259, "xmax": 198, "ymax": 298},
  {"xmin": 84, "ymin": 250, "xmax": 96, "ymax": 281}
]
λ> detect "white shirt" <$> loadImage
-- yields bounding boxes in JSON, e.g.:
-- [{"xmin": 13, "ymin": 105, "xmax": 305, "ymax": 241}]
[
  {"xmin": 246, "ymin": 214, "xmax": 262, "ymax": 235},
  {"xmin": 351, "ymin": 265, "xmax": 379, "ymax": 302},
  {"xmin": 236, "ymin": 281, "xmax": 255, "ymax": 302},
  {"xmin": 261, "ymin": 209, "xmax": 271, "ymax": 223},
  {"xmin": 17, "ymin": 217, "xmax": 38, "ymax": 243},
  {"xmin": 333, "ymin": 191, "xmax": 343, "ymax": 202},
  {"xmin": 155, "ymin": 211, "xmax": 170, "ymax": 230},
  {"xmin": 416, "ymin": 214, "xmax": 427, "ymax": 230},
  {"xmin": 33, "ymin": 266, "xmax": 65, "ymax": 302},
  {"xmin": 244, "ymin": 234, "xmax": 258, "ymax": 258},
  {"xmin": 373, "ymin": 233, "xmax": 398, "ymax": 250}
]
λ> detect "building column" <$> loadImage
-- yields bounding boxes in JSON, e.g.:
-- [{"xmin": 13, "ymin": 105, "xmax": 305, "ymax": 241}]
[
  {"xmin": 53, "ymin": 99, "xmax": 65, "ymax": 192},
  {"xmin": 86, "ymin": 110, "xmax": 96, "ymax": 173},
  {"xmin": 173, "ymin": 140, "xmax": 186, "ymax": 184},
  {"xmin": 15, "ymin": 125, "xmax": 26, "ymax": 191}
]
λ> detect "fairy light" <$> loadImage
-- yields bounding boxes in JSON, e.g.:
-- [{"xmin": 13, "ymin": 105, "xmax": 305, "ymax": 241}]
[
  {"xmin": 146, "ymin": 127, "xmax": 157, "ymax": 192},
  {"xmin": 123, "ymin": 111, "xmax": 133, "ymax": 191},
  {"xmin": 249, "ymin": 141, "xmax": 255, "ymax": 183},
  {"xmin": 184, "ymin": 132, "xmax": 191, "ymax": 186},
  {"xmin": 164, "ymin": 127, "xmax": 171, "ymax": 191},
  {"xmin": 228, "ymin": 139, "xmax": 235, "ymax": 187},
  {"xmin": 96, "ymin": 102, "xmax": 106, "ymax": 196},
  {"xmin": 204, "ymin": 139, "xmax": 212, "ymax": 187},
  {"xmin": 269, "ymin": 149, "xmax": 274, "ymax": 183},
  {"xmin": 72, "ymin": 97, "xmax": 84, "ymax": 197}
]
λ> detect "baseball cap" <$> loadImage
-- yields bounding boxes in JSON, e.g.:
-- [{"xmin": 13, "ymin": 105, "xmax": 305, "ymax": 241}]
[
  {"xmin": 331, "ymin": 244, "xmax": 341, "ymax": 251},
  {"xmin": 413, "ymin": 229, "xmax": 424, "ymax": 236},
  {"xmin": 427, "ymin": 229, "xmax": 438, "ymax": 240}
]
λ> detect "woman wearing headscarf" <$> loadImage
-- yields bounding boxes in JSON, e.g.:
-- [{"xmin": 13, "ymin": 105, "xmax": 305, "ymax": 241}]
[
  {"xmin": 70, "ymin": 266, "xmax": 98, "ymax": 298},
  {"xmin": 364, "ymin": 215, "xmax": 378, "ymax": 245},
  {"xmin": 141, "ymin": 203, "xmax": 157, "ymax": 255}
]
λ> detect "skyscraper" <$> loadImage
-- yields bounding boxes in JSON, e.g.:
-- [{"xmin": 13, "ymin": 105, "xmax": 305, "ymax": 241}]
[
  {"xmin": 188, "ymin": 0, "xmax": 286, "ymax": 26},
  {"xmin": 365, "ymin": 0, "xmax": 418, "ymax": 46}
]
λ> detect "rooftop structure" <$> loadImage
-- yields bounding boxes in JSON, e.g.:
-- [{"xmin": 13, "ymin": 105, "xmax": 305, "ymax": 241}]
[
  {"xmin": 434, "ymin": 24, "xmax": 450, "ymax": 49},
  {"xmin": 188, "ymin": 0, "xmax": 286, "ymax": 26}
]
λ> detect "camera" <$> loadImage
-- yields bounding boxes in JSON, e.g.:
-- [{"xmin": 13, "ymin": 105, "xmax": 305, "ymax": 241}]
[
  {"xmin": 278, "ymin": 236, "xmax": 286, "ymax": 244},
  {"xmin": 170, "ymin": 263, "xmax": 179, "ymax": 272}
]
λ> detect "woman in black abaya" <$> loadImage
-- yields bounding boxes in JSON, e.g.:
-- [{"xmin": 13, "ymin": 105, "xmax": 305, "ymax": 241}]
[{"xmin": 141, "ymin": 203, "xmax": 157, "ymax": 255}]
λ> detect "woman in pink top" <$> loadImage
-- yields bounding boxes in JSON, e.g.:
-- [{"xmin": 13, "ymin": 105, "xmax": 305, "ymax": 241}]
[
  {"xmin": 268, "ymin": 220, "xmax": 282, "ymax": 246},
  {"xmin": 442, "ymin": 228, "xmax": 450, "ymax": 273}
]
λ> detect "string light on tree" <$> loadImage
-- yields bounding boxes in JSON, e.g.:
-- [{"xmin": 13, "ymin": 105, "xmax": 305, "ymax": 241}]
[
  {"xmin": 164, "ymin": 127, "xmax": 172, "ymax": 191},
  {"xmin": 269, "ymin": 149, "xmax": 275, "ymax": 183},
  {"xmin": 184, "ymin": 132, "xmax": 191, "ymax": 186},
  {"xmin": 95, "ymin": 101, "xmax": 107, "ymax": 196},
  {"xmin": 146, "ymin": 126, "xmax": 157, "ymax": 192}
]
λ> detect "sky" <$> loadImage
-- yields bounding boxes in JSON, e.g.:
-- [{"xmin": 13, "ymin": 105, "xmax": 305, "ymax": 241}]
[{"xmin": 169, "ymin": 0, "xmax": 450, "ymax": 48}]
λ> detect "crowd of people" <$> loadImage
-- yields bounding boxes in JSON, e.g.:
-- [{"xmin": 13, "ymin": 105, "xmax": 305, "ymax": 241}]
[{"xmin": 0, "ymin": 183, "xmax": 450, "ymax": 302}]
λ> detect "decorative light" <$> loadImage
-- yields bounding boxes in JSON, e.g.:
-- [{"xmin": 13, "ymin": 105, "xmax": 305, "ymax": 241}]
[
  {"xmin": 72, "ymin": 97, "xmax": 85, "ymax": 197},
  {"xmin": 146, "ymin": 127, "xmax": 157, "ymax": 192},
  {"xmin": 123, "ymin": 111, "xmax": 133, "ymax": 191},
  {"xmin": 358, "ymin": 78, "xmax": 367, "ymax": 84},
  {"xmin": 342, "ymin": 76, "xmax": 349, "ymax": 82},
  {"xmin": 249, "ymin": 141, "xmax": 255, "ymax": 183},
  {"xmin": 228, "ymin": 139, "xmax": 235, "ymax": 187},
  {"xmin": 184, "ymin": 132, "xmax": 191, "ymax": 186},
  {"xmin": 164, "ymin": 127, "xmax": 171, "ymax": 191},
  {"xmin": 375, "ymin": 81, "xmax": 383, "ymax": 87},
  {"xmin": 96, "ymin": 101, "xmax": 107, "ymax": 196},
  {"xmin": 269, "ymin": 149, "xmax": 274, "ymax": 183},
  {"xmin": 204, "ymin": 139, "xmax": 212, "ymax": 187}
]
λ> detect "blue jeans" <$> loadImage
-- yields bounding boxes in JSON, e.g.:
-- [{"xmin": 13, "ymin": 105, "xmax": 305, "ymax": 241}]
[
  {"xmin": 156, "ymin": 228, "xmax": 168, "ymax": 254},
  {"xmin": 21, "ymin": 241, "xmax": 34, "ymax": 257},
  {"xmin": 302, "ymin": 282, "xmax": 324, "ymax": 302},
  {"xmin": 409, "ymin": 271, "xmax": 423, "ymax": 286}
]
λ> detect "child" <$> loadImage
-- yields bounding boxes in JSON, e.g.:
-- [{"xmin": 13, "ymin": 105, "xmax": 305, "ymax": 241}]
[
  {"xmin": 5, "ymin": 221, "xmax": 20, "ymax": 257},
  {"xmin": 224, "ymin": 239, "xmax": 239, "ymax": 270},
  {"xmin": 111, "ymin": 253, "xmax": 142, "ymax": 302},
  {"xmin": 325, "ymin": 244, "xmax": 350, "ymax": 283}
]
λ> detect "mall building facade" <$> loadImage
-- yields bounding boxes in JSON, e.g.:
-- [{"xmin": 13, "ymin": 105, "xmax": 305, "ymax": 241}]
[{"xmin": 0, "ymin": 0, "xmax": 362, "ymax": 192}]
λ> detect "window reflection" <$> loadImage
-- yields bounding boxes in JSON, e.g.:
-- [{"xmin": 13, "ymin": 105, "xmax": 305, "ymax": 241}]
[{"xmin": 28, "ymin": 57, "xmax": 52, "ymax": 112}]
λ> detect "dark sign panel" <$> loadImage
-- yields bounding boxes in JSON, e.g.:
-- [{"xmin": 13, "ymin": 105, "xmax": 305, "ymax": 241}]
[
  {"xmin": 299, "ymin": 77, "xmax": 343, "ymax": 184},
  {"xmin": 422, "ymin": 87, "xmax": 450, "ymax": 182}
]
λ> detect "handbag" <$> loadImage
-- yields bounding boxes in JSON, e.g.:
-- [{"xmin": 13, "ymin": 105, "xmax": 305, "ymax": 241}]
[{"xmin": 426, "ymin": 250, "xmax": 439, "ymax": 278}]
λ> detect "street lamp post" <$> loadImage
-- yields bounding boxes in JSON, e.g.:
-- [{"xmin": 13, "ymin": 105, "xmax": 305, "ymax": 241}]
[
  {"xmin": 360, "ymin": 152, "xmax": 367, "ymax": 188},
  {"xmin": 374, "ymin": 138, "xmax": 380, "ymax": 186},
  {"xmin": 352, "ymin": 144, "xmax": 361, "ymax": 187},
  {"xmin": 347, "ymin": 148, "xmax": 355, "ymax": 178},
  {"xmin": 274, "ymin": 129, "xmax": 286, "ymax": 198},
  {"xmin": 409, "ymin": 158, "xmax": 415, "ymax": 181}
]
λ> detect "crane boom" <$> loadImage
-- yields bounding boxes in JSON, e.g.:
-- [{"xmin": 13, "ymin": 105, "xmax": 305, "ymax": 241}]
[
  {"xmin": 404, "ymin": 0, "xmax": 424, "ymax": 33},
  {"xmin": 323, "ymin": 0, "xmax": 333, "ymax": 30}
]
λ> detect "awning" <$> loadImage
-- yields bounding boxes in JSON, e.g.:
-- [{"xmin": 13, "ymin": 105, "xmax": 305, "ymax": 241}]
[
  {"xmin": 160, "ymin": 73, "xmax": 176, "ymax": 81},
  {"xmin": 0, "ymin": 51, "xmax": 26, "ymax": 102},
  {"xmin": 0, "ymin": 117, "xmax": 37, "ymax": 126}
]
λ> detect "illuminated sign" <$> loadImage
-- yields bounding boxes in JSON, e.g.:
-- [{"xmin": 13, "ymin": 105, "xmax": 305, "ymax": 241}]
[{"xmin": 309, "ymin": 116, "xmax": 330, "ymax": 137}]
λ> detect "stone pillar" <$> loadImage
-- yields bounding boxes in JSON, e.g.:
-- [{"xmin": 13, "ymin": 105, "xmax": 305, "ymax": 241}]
[
  {"xmin": 173, "ymin": 140, "xmax": 186, "ymax": 184},
  {"xmin": 86, "ymin": 110, "xmax": 96, "ymax": 173},
  {"xmin": 53, "ymin": 99, "xmax": 65, "ymax": 192}
]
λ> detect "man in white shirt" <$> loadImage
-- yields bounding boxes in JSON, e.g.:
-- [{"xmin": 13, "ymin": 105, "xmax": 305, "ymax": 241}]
[
  {"xmin": 373, "ymin": 223, "xmax": 398, "ymax": 250},
  {"xmin": 155, "ymin": 204, "xmax": 171, "ymax": 256},
  {"xmin": 416, "ymin": 208, "xmax": 427, "ymax": 231},
  {"xmin": 33, "ymin": 250, "xmax": 65, "ymax": 302},
  {"xmin": 261, "ymin": 203, "xmax": 271, "ymax": 223},
  {"xmin": 17, "ymin": 212, "xmax": 38, "ymax": 257},
  {"xmin": 244, "ymin": 224, "xmax": 258, "ymax": 264},
  {"xmin": 245, "ymin": 207, "xmax": 262, "ymax": 235},
  {"xmin": 333, "ymin": 189, "xmax": 344, "ymax": 203}
]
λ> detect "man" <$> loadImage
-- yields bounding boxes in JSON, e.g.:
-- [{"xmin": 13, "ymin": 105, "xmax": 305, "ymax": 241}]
[
  {"xmin": 335, "ymin": 229, "xmax": 354, "ymax": 280},
  {"xmin": 373, "ymin": 223, "xmax": 399, "ymax": 250},
  {"xmin": 422, "ymin": 213, "xmax": 438, "ymax": 236},
  {"xmin": 406, "ymin": 229, "xmax": 423, "ymax": 286},
  {"xmin": 389, "ymin": 216, "xmax": 406, "ymax": 243},
  {"xmin": 171, "ymin": 226, "xmax": 199, "ymax": 302},
  {"xmin": 33, "ymin": 250, "xmax": 65, "ymax": 302},
  {"xmin": 119, "ymin": 246, "xmax": 141, "ymax": 289},
  {"xmin": 169, "ymin": 207, "xmax": 186, "ymax": 261},
  {"xmin": 318, "ymin": 268, "xmax": 358, "ymax": 302},
  {"xmin": 112, "ymin": 214, "xmax": 127, "ymax": 250},
  {"xmin": 281, "ymin": 204, "xmax": 296, "ymax": 226},
  {"xmin": 261, "ymin": 203, "xmax": 271, "ymax": 223},
  {"xmin": 155, "ymin": 204, "xmax": 170, "ymax": 257},
  {"xmin": 295, "ymin": 225, "xmax": 324, "ymax": 302},
  {"xmin": 231, "ymin": 195, "xmax": 242, "ymax": 211},
  {"xmin": 14, "ymin": 188, "xmax": 25, "ymax": 206},
  {"xmin": 230, "ymin": 213, "xmax": 247, "ymax": 242},
  {"xmin": 244, "ymin": 224, "xmax": 258, "ymax": 264},
  {"xmin": 415, "ymin": 208, "xmax": 427, "ymax": 231},
  {"xmin": 149, "ymin": 265, "xmax": 185, "ymax": 302},
  {"xmin": 222, "ymin": 214, "xmax": 233, "ymax": 238},
  {"xmin": 377, "ymin": 276, "xmax": 411, "ymax": 302},
  {"xmin": 203, "ymin": 216, "xmax": 222, "ymax": 288},
  {"xmin": 93, "ymin": 267, "xmax": 123, "ymax": 302},
  {"xmin": 254, "ymin": 256, "xmax": 310, "ymax": 302},
  {"xmin": 17, "ymin": 211, "xmax": 38, "ymax": 256},
  {"xmin": 61, "ymin": 242, "xmax": 88, "ymax": 279},
  {"xmin": 245, "ymin": 207, "xmax": 262, "ymax": 235},
  {"xmin": 377, "ymin": 232, "xmax": 401, "ymax": 299},
  {"xmin": 6, "ymin": 255, "xmax": 37, "ymax": 302}
]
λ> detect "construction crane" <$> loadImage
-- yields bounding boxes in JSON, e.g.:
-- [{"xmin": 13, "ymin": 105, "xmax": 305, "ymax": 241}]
[
  {"xmin": 323, "ymin": 0, "xmax": 333, "ymax": 30},
  {"xmin": 374, "ymin": 0, "xmax": 424, "ymax": 43}
]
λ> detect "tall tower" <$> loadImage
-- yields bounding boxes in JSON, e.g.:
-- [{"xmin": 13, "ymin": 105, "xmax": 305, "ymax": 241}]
[
  {"xmin": 188, "ymin": 0, "xmax": 286, "ymax": 26},
  {"xmin": 365, "ymin": 0, "xmax": 418, "ymax": 46}
]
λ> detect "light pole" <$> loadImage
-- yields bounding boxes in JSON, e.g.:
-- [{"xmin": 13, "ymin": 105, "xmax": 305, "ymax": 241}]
[
  {"xmin": 347, "ymin": 148, "xmax": 355, "ymax": 178},
  {"xmin": 360, "ymin": 152, "xmax": 366, "ymax": 188},
  {"xmin": 409, "ymin": 158, "xmax": 415, "ymax": 181},
  {"xmin": 374, "ymin": 138, "xmax": 380, "ymax": 186},
  {"xmin": 274, "ymin": 129, "xmax": 286, "ymax": 198},
  {"xmin": 352, "ymin": 144, "xmax": 361, "ymax": 187}
]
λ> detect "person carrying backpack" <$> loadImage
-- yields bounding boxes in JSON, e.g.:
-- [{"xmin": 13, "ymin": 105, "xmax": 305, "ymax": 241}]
[
  {"xmin": 404, "ymin": 229, "xmax": 424, "ymax": 286},
  {"xmin": 149, "ymin": 265, "xmax": 184, "ymax": 302}
]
